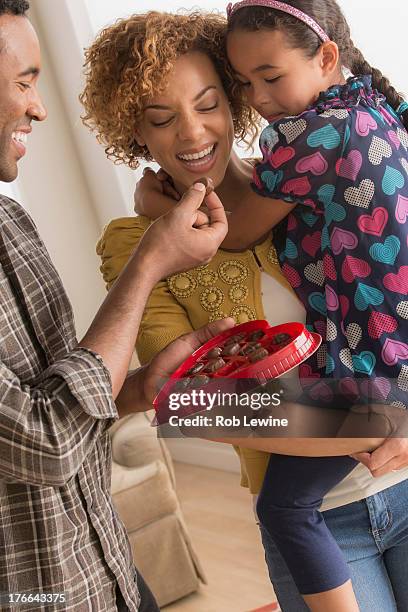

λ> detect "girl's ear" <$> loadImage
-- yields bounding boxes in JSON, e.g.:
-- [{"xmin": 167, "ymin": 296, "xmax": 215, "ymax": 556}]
[
  {"xmin": 135, "ymin": 129, "xmax": 146, "ymax": 147},
  {"xmin": 319, "ymin": 41, "xmax": 340, "ymax": 76}
]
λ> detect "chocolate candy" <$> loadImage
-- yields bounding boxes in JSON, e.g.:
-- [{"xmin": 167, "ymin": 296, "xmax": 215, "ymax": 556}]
[
  {"xmin": 248, "ymin": 330, "xmax": 266, "ymax": 342},
  {"xmin": 196, "ymin": 176, "xmax": 214, "ymax": 196},
  {"xmin": 189, "ymin": 374, "xmax": 211, "ymax": 388},
  {"xmin": 182, "ymin": 327, "xmax": 293, "ymax": 381},
  {"xmin": 207, "ymin": 347, "xmax": 223, "ymax": 359},
  {"xmin": 240, "ymin": 342, "xmax": 262, "ymax": 356},
  {"xmin": 188, "ymin": 362, "xmax": 206, "ymax": 375},
  {"xmin": 222, "ymin": 342, "xmax": 241, "ymax": 356},
  {"xmin": 224, "ymin": 333, "xmax": 246, "ymax": 346},
  {"xmin": 249, "ymin": 348, "xmax": 269, "ymax": 363},
  {"xmin": 271, "ymin": 333, "xmax": 291, "ymax": 345},
  {"xmin": 172, "ymin": 378, "xmax": 190, "ymax": 392},
  {"xmin": 205, "ymin": 357, "xmax": 226, "ymax": 373}
]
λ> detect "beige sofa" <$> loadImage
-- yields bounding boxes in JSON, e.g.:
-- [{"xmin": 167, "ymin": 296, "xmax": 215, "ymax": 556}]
[{"xmin": 110, "ymin": 413, "xmax": 206, "ymax": 607}]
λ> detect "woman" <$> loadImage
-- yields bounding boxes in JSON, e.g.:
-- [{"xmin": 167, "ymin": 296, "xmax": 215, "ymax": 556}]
[{"xmin": 80, "ymin": 11, "xmax": 408, "ymax": 611}]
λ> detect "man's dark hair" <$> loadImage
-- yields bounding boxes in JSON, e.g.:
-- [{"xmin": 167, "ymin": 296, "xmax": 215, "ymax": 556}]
[{"xmin": 0, "ymin": 0, "xmax": 29, "ymax": 16}]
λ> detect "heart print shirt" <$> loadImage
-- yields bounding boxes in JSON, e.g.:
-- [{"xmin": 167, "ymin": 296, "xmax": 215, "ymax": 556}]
[{"xmin": 253, "ymin": 76, "xmax": 408, "ymax": 410}]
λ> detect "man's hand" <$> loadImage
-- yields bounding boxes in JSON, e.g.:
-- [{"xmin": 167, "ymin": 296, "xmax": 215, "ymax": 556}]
[
  {"xmin": 136, "ymin": 182, "xmax": 228, "ymax": 281},
  {"xmin": 80, "ymin": 183, "xmax": 227, "ymax": 398},
  {"xmin": 115, "ymin": 318, "xmax": 235, "ymax": 416},
  {"xmin": 351, "ymin": 438, "xmax": 408, "ymax": 477}
]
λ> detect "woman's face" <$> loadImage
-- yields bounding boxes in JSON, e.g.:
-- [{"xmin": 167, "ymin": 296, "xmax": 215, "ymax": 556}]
[{"xmin": 136, "ymin": 51, "xmax": 234, "ymax": 193}]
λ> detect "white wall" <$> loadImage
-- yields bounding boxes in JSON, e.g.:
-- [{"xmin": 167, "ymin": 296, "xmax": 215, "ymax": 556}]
[
  {"xmin": 340, "ymin": 0, "xmax": 407, "ymax": 95},
  {"xmin": 85, "ymin": 0, "xmax": 226, "ymax": 32},
  {"xmin": 86, "ymin": 0, "xmax": 408, "ymax": 97},
  {"xmin": 15, "ymin": 4, "xmax": 108, "ymax": 338}
]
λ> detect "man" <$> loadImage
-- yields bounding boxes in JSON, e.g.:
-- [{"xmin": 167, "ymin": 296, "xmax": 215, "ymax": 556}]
[{"xmin": 0, "ymin": 2, "xmax": 232, "ymax": 610}]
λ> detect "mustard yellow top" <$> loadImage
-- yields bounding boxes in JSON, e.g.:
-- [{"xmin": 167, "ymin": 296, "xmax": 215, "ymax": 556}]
[{"xmin": 97, "ymin": 215, "xmax": 294, "ymax": 493}]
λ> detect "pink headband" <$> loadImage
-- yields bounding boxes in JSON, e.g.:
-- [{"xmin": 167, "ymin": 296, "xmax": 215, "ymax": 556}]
[{"xmin": 226, "ymin": 0, "xmax": 330, "ymax": 43}]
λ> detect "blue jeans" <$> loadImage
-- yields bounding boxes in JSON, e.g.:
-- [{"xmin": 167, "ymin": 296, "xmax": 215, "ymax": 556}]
[{"xmin": 260, "ymin": 479, "xmax": 408, "ymax": 611}]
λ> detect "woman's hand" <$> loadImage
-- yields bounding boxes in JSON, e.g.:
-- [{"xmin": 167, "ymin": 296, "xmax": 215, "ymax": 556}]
[
  {"xmin": 352, "ymin": 438, "xmax": 408, "ymax": 477},
  {"xmin": 350, "ymin": 405, "xmax": 408, "ymax": 476}
]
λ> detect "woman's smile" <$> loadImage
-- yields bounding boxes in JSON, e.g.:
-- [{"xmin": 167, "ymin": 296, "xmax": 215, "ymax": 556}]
[{"xmin": 176, "ymin": 142, "xmax": 218, "ymax": 174}]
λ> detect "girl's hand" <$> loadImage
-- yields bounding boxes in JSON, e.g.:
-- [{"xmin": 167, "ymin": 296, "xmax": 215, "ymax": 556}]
[
  {"xmin": 155, "ymin": 168, "xmax": 182, "ymax": 201},
  {"xmin": 134, "ymin": 168, "xmax": 216, "ymax": 227},
  {"xmin": 134, "ymin": 167, "xmax": 180, "ymax": 218}
]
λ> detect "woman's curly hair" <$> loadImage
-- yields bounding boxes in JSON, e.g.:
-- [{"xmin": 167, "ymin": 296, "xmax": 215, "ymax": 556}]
[{"xmin": 80, "ymin": 11, "xmax": 259, "ymax": 168}]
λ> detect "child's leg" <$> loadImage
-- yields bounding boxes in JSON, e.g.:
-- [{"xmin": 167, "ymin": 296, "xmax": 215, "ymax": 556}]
[{"xmin": 257, "ymin": 454, "xmax": 358, "ymax": 600}]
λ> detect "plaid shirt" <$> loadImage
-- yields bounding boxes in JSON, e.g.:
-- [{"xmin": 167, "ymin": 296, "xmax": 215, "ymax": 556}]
[{"xmin": 0, "ymin": 195, "xmax": 140, "ymax": 611}]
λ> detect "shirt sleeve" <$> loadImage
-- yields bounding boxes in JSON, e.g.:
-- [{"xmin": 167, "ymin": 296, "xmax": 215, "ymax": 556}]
[
  {"xmin": 96, "ymin": 215, "xmax": 151, "ymax": 289},
  {"xmin": 253, "ymin": 110, "xmax": 347, "ymax": 210},
  {"xmin": 0, "ymin": 347, "xmax": 118, "ymax": 487},
  {"xmin": 136, "ymin": 279, "xmax": 194, "ymax": 364}
]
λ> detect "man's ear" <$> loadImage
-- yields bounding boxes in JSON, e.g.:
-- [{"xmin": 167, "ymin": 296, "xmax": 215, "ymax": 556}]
[
  {"xmin": 135, "ymin": 129, "xmax": 146, "ymax": 147},
  {"xmin": 319, "ymin": 40, "xmax": 340, "ymax": 76}
]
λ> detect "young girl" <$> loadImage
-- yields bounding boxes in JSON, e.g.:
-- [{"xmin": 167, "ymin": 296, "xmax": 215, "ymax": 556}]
[
  {"xmin": 223, "ymin": 0, "xmax": 408, "ymax": 610},
  {"xmin": 133, "ymin": 2, "xmax": 407, "ymax": 610}
]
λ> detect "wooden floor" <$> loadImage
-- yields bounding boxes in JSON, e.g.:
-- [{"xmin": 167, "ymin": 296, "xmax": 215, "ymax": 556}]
[{"xmin": 163, "ymin": 463, "xmax": 278, "ymax": 612}]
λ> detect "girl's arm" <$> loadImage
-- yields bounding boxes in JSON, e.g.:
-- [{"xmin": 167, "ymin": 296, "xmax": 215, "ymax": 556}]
[
  {"xmin": 221, "ymin": 190, "xmax": 296, "ymax": 250},
  {"xmin": 134, "ymin": 168, "xmax": 180, "ymax": 218},
  {"xmin": 134, "ymin": 162, "xmax": 295, "ymax": 247}
]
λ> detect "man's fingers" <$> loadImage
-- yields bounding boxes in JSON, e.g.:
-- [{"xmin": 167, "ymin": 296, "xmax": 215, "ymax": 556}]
[
  {"xmin": 151, "ymin": 318, "xmax": 236, "ymax": 384},
  {"xmin": 204, "ymin": 191, "xmax": 228, "ymax": 228},
  {"xmin": 178, "ymin": 318, "xmax": 235, "ymax": 354},
  {"xmin": 194, "ymin": 209, "xmax": 210, "ymax": 228},
  {"xmin": 175, "ymin": 183, "xmax": 207, "ymax": 216},
  {"xmin": 173, "ymin": 185, "xmax": 227, "ymax": 237},
  {"xmin": 193, "ymin": 318, "xmax": 236, "ymax": 346}
]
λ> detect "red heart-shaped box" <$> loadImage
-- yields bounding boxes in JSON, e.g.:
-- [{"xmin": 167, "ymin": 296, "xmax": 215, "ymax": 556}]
[{"xmin": 153, "ymin": 320, "xmax": 321, "ymax": 426}]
